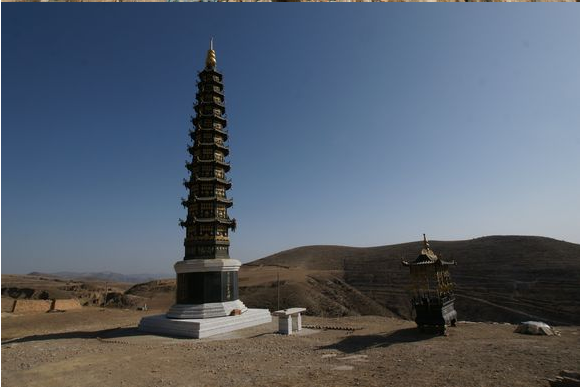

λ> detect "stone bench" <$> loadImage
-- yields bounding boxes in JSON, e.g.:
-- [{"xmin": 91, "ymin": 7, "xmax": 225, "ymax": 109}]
[{"xmin": 272, "ymin": 308, "xmax": 306, "ymax": 335}]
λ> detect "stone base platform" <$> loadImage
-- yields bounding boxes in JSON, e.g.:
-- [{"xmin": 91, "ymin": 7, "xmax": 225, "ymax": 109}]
[{"xmin": 138, "ymin": 309, "xmax": 272, "ymax": 339}]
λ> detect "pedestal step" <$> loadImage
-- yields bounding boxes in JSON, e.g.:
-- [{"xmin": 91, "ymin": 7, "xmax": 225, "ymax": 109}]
[
  {"xmin": 167, "ymin": 299, "xmax": 247, "ymax": 319},
  {"xmin": 138, "ymin": 308, "xmax": 272, "ymax": 339}
]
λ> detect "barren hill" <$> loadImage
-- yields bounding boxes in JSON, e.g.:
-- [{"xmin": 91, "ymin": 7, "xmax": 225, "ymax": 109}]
[{"xmin": 244, "ymin": 236, "xmax": 580, "ymax": 325}]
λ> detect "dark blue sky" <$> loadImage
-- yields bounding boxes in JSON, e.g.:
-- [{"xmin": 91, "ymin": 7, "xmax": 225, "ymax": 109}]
[{"xmin": 2, "ymin": 6, "xmax": 580, "ymax": 274}]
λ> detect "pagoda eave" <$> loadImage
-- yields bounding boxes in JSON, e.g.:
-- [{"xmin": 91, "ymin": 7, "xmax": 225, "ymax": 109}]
[
  {"xmin": 199, "ymin": 67, "xmax": 222, "ymax": 76},
  {"xmin": 197, "ymin": 78, "xmax": 223, "ymax": 88},
  {"xmin": 197, "ymin": 113, "xmax": 227, "ymax": 124},
  {"xmin": 196, "ymin": 100, "xmax": 225, "ymax": 109},
  {"xmin": 195, "ymin": 91, "xmax": 224, "ymax": 101},
  {"xmin": 197, "ymin": 126, "xmax": 228, "ymax": 137},
  {"xmin": 192, "ymin": 117, "xmax": 228, "ymax": 127},
  {"xmin": 190, "ymin": 143, "xmax": 229, "ymax": 155},
  {"xmin": 200, "ymin": 87, "xmax": 224, "ymax": 96},
  {"xmin": 195, "ymin": 196, "xmax": 233, "ymax": 205},
  {"xmin": 191, "ymin": 217, "xmax": 235, "ymax": 225}
]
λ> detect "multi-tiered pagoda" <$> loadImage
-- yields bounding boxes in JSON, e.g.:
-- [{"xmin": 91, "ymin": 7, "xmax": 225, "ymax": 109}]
[
  {"xmin": 166, "ymin": 40, "xmax": 245, "ymax": 319},
  {"xmin": 139, "ymin": 41, "xmax": 271, "ymax": 337},
  {"xmin": 180, "ymin": 41, "xmax": 235, "ymax": 263}
]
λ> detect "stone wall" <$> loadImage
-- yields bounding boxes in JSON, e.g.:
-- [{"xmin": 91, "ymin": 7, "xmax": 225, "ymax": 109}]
[
  {"xmin": 10, "ymin": 299, "xmax": 83, "ymax": 313},
  {"xmin": 12, "ymin": 299, "xmax": 54, "ymax": 314},
  {"xmin": 1, "ymin": 298, "xmax": 16, "ymax": 313},
  {"xmin": 53, "ymin": 299, "xmax": 82, "ymax": 311}
]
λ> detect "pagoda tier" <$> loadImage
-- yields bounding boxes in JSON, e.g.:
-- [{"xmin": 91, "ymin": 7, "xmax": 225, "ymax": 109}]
[{"xmin": 180, "ymin": 45, "xmax": 236, "ymax": 262}]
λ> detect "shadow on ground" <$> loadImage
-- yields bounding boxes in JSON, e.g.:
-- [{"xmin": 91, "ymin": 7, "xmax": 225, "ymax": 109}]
[
  {"xmin": 317, "ymin": 327, "xmax": 437, "ymax": 354},
  {"xmin": 1, "ymin": 327, "xmax": 149, "ymax": 345}
]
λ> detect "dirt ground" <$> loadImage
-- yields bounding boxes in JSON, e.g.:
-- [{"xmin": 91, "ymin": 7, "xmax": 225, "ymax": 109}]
[{"xmin": 2, "ymin": 307, "xmax": 579, "ymax": 387}]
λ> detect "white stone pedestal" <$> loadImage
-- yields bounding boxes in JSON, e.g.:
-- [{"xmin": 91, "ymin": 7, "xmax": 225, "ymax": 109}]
[{"xmin": 138, "ymin": 308, "xmax": 272, "ymax": 339}]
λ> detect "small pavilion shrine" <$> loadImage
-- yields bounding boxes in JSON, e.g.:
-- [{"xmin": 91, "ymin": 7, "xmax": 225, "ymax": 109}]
[{"xmin": 402, "ymin": 234, "xmax": 457, "ymax": 333}]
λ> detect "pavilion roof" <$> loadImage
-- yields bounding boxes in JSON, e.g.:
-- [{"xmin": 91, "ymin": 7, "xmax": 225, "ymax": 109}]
[{"xmin": 402, "ymin": 234, "xmax": 456, "ymax": 267}]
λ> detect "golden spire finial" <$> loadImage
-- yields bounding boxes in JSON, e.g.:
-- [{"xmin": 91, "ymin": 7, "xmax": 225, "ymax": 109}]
[{"xmin": 205, "ymin": 37, "xmax": 216, "ymax": 69}]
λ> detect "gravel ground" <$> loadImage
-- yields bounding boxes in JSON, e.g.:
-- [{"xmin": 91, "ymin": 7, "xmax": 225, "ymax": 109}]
[{"xmin": 2, "ymin": 308, "xmax": 579, "ymax": 387}]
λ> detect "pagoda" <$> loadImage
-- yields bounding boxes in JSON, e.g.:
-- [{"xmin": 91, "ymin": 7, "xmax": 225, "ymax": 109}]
[
  {"xmin": 180, "ymin": 39, "xmax": 234, "ymax": 263},
  {"xmin": 402, "ymin": 234, "xmax": 457, "ymax": 334},
  {"xmin": 166, "ymin": 39, "xmax": 243, "ymax": 318},
  {"xmin": 139, "ymin": 41, "xmax": 271, "ymax": 338}
]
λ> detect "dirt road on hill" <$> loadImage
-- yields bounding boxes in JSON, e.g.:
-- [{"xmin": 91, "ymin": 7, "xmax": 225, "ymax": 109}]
[{"xmin": 2, "ymin": 307, "xmax": 579, "ymax": 387}]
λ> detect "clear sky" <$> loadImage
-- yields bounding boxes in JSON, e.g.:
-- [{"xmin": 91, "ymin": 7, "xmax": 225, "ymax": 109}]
[{"xmin": 2, "ymin": 6, "xmax": 579, "ymax": 275}]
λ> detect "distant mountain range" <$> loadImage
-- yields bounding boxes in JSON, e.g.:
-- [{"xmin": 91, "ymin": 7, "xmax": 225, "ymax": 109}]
[{"xmin": 27, "ymin": 271, "xmax": 173, "ymax": 284}]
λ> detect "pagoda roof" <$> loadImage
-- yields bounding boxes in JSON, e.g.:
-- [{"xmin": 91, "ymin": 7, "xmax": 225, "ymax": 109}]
[
  {"xmin": 193, "ymin": 157, "xmax": 230, "ymax": 171},
  {"xmin": 190, "ymin": 175, "xmax": 232, "ymax": 189},
  {"xmin": 199, "ymin": 67, "xmax": 222, "ymax": 76},
  {"xmin": 195, "ymin": 141, "xmax": 229, "ymax": 151},
  {"xmin": 402, "ymin": 234, "xmax": 456, "ymax": 267},
  {"xmin": 195, "ymin": 98, "xmax": 225, "ymax": 108},
  {"xmin": 194, "ymin": 195, "xmax": 233, "ymax": 204},
  {"xmin": 197, "ymin": 77, "xmax": 222, "ymax": 87},
  {"xmin": 196, "ymin": 126, "xmax": 228, "ymax": 137},
  {"xmin": 191, "ymin": 217, "xmax": 235, "ymax": 225},
  {"xmin": 180, "ymin": 195, "xmax": 233, "ymax": 208},
  {"xmin": 194, "ymin": 175, "xmax": 231, "ymax": 183},
  {"xmin": 189, "ymin": 128, "xmax": 229, "ymax": 141},
  {"xmin": 198, "ymin": 111, "xmax": 226, "ymax": 121},
  {"xmin": 194, "ymin": 103, "xmax": 225, "ymax": 113},
  {"xmin": 188, "ymin": 143, "xmax": 229, "ymax": 157},
  {"xmin": 198, "ymin": 85, "xmax": 224, "ymax": 96}
]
